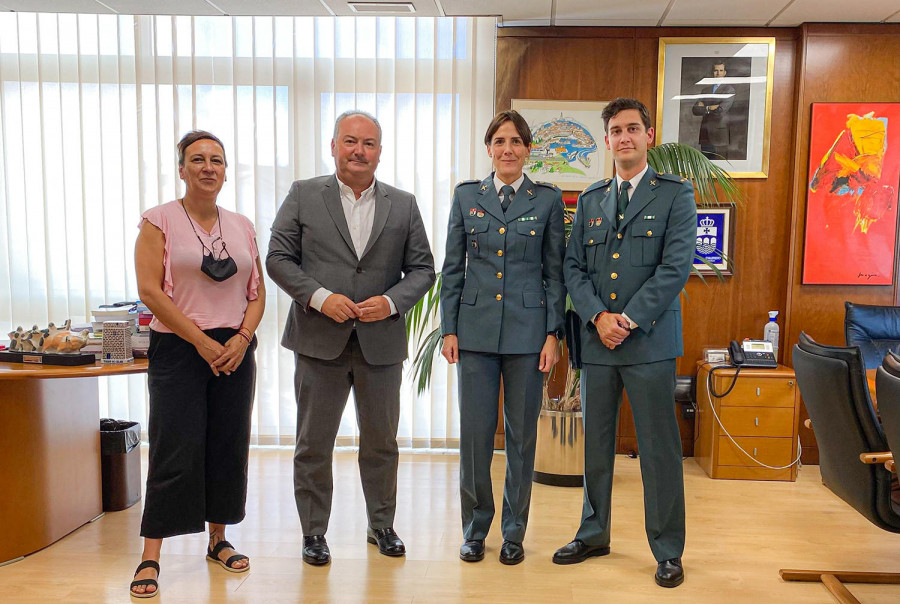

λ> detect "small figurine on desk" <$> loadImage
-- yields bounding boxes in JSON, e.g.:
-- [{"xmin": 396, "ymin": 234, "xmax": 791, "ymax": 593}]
[
  {"xmin": 7, "ymin": 320, "xmax": 89, "ymax": 354},
  {"xmin": 41, "ymin": 329, "xmax": 90, "ymax": 354},
  {"xmin": 7, "ymin": 326, "xmax": 41, "ymax": 352}
]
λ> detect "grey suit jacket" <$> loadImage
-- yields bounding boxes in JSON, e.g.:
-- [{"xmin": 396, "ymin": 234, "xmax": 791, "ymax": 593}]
[{"xmin": 266, "ymin": 174, "xmax": 435, "ymax": 365}]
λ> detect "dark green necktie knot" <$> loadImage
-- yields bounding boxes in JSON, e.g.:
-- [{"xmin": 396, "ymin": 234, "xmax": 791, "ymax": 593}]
[
  {"xmin": 500, "ymin": 185, "xmax": 515, "ymax": 212},
  {"xmin": 617, "ymin": 180, "xmax": 631, "ymax": 226}
]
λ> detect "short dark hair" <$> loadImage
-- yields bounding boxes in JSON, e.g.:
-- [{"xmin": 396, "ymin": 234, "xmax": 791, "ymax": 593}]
[
  {"xmin": 601, "ymin": 98, "xmax": 652, "ymax": 133},
  {"xmin": 484, "ymin": 110, "xmax": 532, "ymax": 148},
  {"xmin": 177, "ymin": 130, "xmax": 227, "ymax": 167}
]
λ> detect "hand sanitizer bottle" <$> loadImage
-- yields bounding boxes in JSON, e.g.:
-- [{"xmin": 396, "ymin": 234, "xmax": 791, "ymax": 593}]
[{"xmin": 763, "ymin": 310, "xmax": 779, "ymax": 363}]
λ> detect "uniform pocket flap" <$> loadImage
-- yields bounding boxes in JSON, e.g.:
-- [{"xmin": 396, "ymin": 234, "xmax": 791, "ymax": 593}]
[
  {"xmin": 522, "ymin": 290, "xmax": 546, "ymax": 308},
  {"xmin": 584, "ymin": 229, "xmax": 608, "ymax": 246},
  {"xmin": 466, "ymin": 220, "xmax": 489, "ymax": 234},
  {"xmin": 460, "ymin": 288, "xmax": 478, "ymax": 305},
  {"xmin": 633, "ymin": 220, "xmax": 665, "ymax": 238},
  {"xmin": 516, "ymin": 221, "xmax": 545, "ymax": 237}
]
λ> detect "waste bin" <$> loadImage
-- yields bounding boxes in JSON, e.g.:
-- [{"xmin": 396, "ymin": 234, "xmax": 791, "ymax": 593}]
[{"xmin": 100, "ymin": 419, "xmax": 142, "ymax": 511}]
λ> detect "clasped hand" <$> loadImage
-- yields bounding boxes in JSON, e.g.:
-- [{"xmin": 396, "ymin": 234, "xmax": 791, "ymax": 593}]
[
  {"xmin": 321, "ymin": 293, "xmax": 391, "ymax": 323},
  {"xmin": 596, "ymin": 312, "xmax": 631, "ymax": 350},
  {"xmin": 196, "ymin": 335, "xmax": 248, "ymax": 376}
]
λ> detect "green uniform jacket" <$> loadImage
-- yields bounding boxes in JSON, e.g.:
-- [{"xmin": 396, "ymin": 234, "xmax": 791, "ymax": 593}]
[
  {"xmin": 440, "ymin": 173, "xmax": 566, "ymax": 354},
  {"xmin": 564, "ymin": 167, "xmax": 697, "ymax": 365}
]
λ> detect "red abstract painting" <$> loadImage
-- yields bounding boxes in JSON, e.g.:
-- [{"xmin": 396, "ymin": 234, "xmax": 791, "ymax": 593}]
[{"xmin": 802, "ymin": 103, "xmax": 900, "ymax": 285}]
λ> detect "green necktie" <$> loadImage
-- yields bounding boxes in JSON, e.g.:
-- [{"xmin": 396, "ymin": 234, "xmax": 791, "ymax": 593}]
[
  {"xmin": 500, "ymin": 185, "xmax": 515, "ymax": 212},
  {"xmin": 617, "ymin": 180, "xmax": 631, "ymax": 227}
]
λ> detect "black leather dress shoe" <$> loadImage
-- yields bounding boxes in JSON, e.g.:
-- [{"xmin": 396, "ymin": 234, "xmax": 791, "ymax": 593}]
[
  {"xmin": 551, "ymin": 540, "xmax": 611, "ymax": 565},
  {"xmin": 366, "ymin": 527, "xmax": 406, "ymax": 557},
  {"xmin": 459, "ymin": 539, "xmax": 485, "ymax": 562},
  {"xmin": 302, "ymin": 535, "xmax": 330, "ymax": 566},
  {"xmin": 499, "ymin": 540, "xmax": 525, "ymax": 565},
  {"xmin": 655, "ymin": 558, "xmax": 684, "ymax": 588}
]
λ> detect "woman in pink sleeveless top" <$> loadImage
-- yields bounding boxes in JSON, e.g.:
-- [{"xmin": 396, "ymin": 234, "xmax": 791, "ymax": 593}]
[{"xmin": 129, "ymin": 131, "xmax": 265, "ymax": 598}]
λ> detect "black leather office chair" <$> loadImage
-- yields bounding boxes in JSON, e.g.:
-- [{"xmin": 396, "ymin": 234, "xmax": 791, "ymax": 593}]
[
  {"xmin": 876, "ymin": 351, "xmax": 900, "ymax": 464},
  {"xmin": 844, "ymin": 301, "xmax": 900, "ymax": 370},
  {"xmin": 780, "ymin": 332, "xmax": 900, "ymax": 603}
]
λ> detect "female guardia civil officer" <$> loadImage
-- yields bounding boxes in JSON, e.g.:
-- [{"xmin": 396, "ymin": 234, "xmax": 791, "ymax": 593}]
[{"xmin": 440, "ymin": 110, "xmax": 566, "ymax": 565}]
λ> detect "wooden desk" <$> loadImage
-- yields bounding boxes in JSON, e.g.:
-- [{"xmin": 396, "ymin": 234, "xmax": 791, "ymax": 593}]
[{"xmin": 0, "ymin": 359, "xmax": 147, "ymax": 565}]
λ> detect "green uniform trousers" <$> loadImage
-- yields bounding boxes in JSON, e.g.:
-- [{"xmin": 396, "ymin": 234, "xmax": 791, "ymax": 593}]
[{"xmin": 576, "ymin": 358, "xmax": 685, "ymax": 562}]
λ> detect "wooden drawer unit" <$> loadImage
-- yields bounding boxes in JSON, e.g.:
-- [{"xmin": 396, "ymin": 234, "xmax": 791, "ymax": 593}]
[{"xmin": 695, "ymin": 362, "xmax": 800, "ymax": 481}]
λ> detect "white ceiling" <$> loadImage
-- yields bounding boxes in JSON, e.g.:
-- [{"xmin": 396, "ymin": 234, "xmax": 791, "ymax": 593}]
[{"xmin": 0, "ymin": 0, "xmax": 898, "ymax": 26}]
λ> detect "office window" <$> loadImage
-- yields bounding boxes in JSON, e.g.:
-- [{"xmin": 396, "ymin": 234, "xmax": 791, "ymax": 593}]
[{"xmin": 0, "ymin": 12, "xmax": 496, "ymax": 447}]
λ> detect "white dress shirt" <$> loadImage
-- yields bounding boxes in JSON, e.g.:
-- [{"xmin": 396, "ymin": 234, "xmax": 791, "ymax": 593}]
[{"xmin": 309, "ymin": 176, "xmax": 397, "ymax": 315}]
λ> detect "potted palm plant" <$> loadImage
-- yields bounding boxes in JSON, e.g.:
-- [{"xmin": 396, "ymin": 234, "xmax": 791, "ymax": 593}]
[{"xmin": 406, "ymin": 142, "xmax": 742, "ymax": 481}]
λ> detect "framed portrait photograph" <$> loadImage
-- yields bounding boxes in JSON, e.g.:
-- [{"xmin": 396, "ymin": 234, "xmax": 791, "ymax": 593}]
[
  {"xmin": 510, "ymin": 99, "xmax": 614, "ymax": 192},
  {"xmin": 802, "ymin": 102, "xmax": 900, "ymax": 285},
  {"xmin": 656, "ymin": 37, "xmax": 775, "ymax": 178},
  {"xmin": 693, "ymin": 207, "xmax": 734, "ymax": 276}
]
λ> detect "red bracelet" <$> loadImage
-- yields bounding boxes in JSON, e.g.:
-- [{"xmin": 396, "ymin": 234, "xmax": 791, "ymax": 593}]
[{"xmin": 237, "ymin": 330, "xmax": 252, "ymax": 343}]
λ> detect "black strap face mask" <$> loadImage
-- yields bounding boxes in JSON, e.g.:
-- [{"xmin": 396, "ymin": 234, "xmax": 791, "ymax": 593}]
[
  {"xmin": 182, "ymin": 200, "xmax": 238, "ymax": 282},
  {"xmin": 200, "ymin": 251, "xmax": 238, "ymax": 282}
]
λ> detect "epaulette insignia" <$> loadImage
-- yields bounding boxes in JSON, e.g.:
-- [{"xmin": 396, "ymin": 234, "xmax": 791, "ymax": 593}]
[
  {"xmin": 456, "ymin": 179, "xmax": 480, "ymax": 188},
  {"xmin": 583, "ymin": 178, "xmax": 611, "ymax": 195},
  {"xmin": 657, "ymin": 172, "xmax": 686, "ymax": 183},
  {"xmin": 535, "ymin": 181, "xmax": 561, "ymax": 191}
]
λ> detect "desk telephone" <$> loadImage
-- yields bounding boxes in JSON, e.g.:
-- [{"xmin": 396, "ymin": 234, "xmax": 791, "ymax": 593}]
[{"xmin": 729, "ymin": 340, "xmax": 777, "ymax": 368}]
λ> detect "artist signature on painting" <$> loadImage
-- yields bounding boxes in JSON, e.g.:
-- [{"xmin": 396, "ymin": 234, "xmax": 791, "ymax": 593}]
[{"xmin": 858, "ymin": 272, "xmax": 879, "ymax": 280}]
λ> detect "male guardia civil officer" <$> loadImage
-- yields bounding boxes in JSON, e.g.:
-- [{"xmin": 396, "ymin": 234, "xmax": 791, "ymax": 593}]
[
  {"xmin": 555, "ymin": 98, "xmax": 696, "ymax": 588},
  {"xmin": 440, "ymin": 110, "xmax": 565, "ymax": 565},
  {"xmin": 266, "ymin": 110, "xmax": 435, "ymax": 566}
]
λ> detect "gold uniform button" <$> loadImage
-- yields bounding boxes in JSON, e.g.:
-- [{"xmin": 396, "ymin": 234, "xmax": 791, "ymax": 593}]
[
  {"xmin": 611, "ymin": 273, "xmax": 618, "ymax": 279},
  {"xmin": 612, "ymin": 253, "xmax": 620, "ymax": 259},
  {"xmin": 588, "ymin": 239, "xmax": 594, "ymax": 244},
  {"xmin": 499, "ymin": 227, "xmax": 506, "ymax": 234},
  {"xmin": 617, "ymin": 233, "xmax": 623, "ymax": 240},
  {"xmin": 646, "ymin": 230, "xmax": 653, "ymax": 236},
  {"xmin": 610, "ymin": 293, "xmax": 617, "ymax": 300},
  {"xmin": 496, "ymin": 294, "xmax": 503, "ymax": 301},
  {"xmin": 496, "ymin": 272, "xmax": 503, "ymax": 279},
  {"xmin": 652, "ymin": 320, "xmax": 656, "ymax": 326},
  {"xmin": 530, "ymin": 230, "xmax": 536, "ymax": 235},
  {"xmin": 497, "ymin": 250, "xmax": 503, "ymax": 257}
]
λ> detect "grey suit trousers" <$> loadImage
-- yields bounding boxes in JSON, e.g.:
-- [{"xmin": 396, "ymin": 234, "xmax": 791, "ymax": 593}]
[
  {"xmin": 575, "ymin": 359, "xmax": 685, "ymax": 562},
  {"xmin": 293, "ymin": 333, "xmax": 402, "ymax": 536},
  {"xmin": 457, "ymin": 350, "xmax": 543, "ymax": 543}
]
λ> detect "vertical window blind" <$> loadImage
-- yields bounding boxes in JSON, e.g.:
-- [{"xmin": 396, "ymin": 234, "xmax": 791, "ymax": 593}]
[{"xmin": 0, "ymin": 12, "xmax": 496, "ymax": 447}]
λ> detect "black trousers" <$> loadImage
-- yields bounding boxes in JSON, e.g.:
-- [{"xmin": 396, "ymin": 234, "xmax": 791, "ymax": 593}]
[{"xmin": 140, "ymin": 328, "xmax": 256, "ymax": 539}]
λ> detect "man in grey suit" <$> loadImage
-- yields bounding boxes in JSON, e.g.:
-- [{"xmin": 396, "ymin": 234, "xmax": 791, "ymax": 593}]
[
  {"xmin": 555, "ymin": 98, "xmax": 696, "ymax": 588},
  {"xmin": 266, "ymin": 110, "xmax": 435, "ymax": 566}
]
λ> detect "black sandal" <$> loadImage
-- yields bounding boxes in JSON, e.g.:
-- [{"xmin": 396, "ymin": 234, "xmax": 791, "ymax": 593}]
[
  {"xmin": 206, "ymin": 539, "xmax": 250, "ymax": 573},
  {"xmin": 129, "ymin": 559, "xmax": 160, "ymax": 599}
]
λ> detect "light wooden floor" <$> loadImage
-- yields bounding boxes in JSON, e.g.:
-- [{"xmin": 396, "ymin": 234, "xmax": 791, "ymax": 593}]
[{"xmin": 1, "ymin": 449, "xmax": 898, "ymax": 603}]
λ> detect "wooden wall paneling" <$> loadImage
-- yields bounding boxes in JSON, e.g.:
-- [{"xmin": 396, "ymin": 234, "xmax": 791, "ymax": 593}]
[
  {"xmin": 783, "ymin": 23, "xmax": 900, "ymax": 463},
  {"xmin": 496, "ymin": 25, "xmax": 801, "ymax": 454}
]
